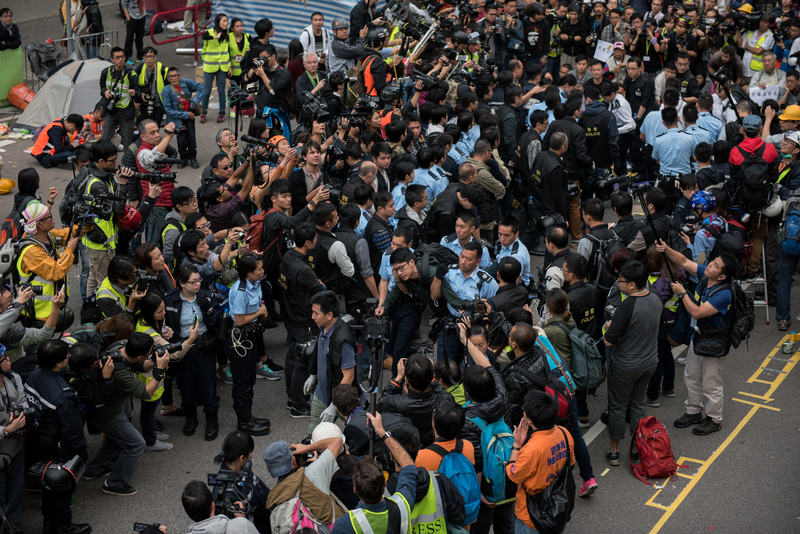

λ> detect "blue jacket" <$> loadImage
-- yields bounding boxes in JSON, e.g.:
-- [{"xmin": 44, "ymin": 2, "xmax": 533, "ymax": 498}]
[{"xmin": 161, "ymin": 79, "xmax": 204, "ymax": 129}]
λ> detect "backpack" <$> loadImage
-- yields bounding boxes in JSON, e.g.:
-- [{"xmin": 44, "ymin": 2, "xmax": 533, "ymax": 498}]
[
  {"xmin": 734, "ymin": 143, "xmax": 772, "ymax": 212},
  {"xmin": 505, "ymin": 364, "xmax": 575, "ymax": 433},
  {"xmin": 467, "ymin": 416, "xmax": 514, "ymax": 505},
  {"xmin": 524, "ymin": 427, "xmax": 575, "ymax": 534},
  {"xmin": 701, "ymin": 277, "xmax": 755, "ymax": 350},
  {"xmin": 704, "ymin": 222, "xmax": 751, "ymax": 276},
  {"xmin": 269, "ymin": 494, "xmax": 332, "ymax": 534},
  {"xmin": 59, "ymin": 170, "xmax": 94, "ymax": 226},
  {"xmin": 0, "ymin": 197, "xmax": 33, "ymax": 278},
  {"xmin": 629, "ymin": 416, "xmax": 682, "ymax": 485},
  {"xmin": 553, "ymin": 322, "xmax": 605, "ymax": 391},
  {"xmin": 415, "ymin": 243, "xmax": 460, "ymax": 316},
  {"xmin": 247, "ymin": 208, "xmax": 282, "ymax": 254},
  {"xmin": 585, "ymin": 232, "xmax": 622, "ymax": 294},
  {"xmin": 429, "ymin": 439, "xmax": 481, "ymax": 526},
  {"xmin": 778, "ymin": 198, "xmax": 800, "ymax": 256},
  {"xmin": 345, "ymin": 52, "xmax": 379, "ymax": 108}
]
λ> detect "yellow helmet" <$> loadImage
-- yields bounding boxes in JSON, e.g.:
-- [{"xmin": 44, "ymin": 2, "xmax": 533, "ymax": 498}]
[{"xmin": 0, "ymin": 179, "xmax": 14, "ymax": 195}]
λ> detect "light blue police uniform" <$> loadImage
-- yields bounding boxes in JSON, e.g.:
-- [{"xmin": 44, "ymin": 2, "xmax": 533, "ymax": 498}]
[
  {"xmin": 448, "ymin": 144, "xmax": 468, "ymax": 164},
  {"xmin": 414, "ymin": 167, "xmax": 448, "ymax": 202},
  {"xmin": 697, "ymin": 111, "xmax": 723, "ymax": 142},
  {"xmin": 229, "ymin": 279, "xmax": 262, "ymax": 322},
  {"xmin": 440, "ymin": 234, "xmax": 492, "ymax": 268},
  {"xmin": 392, "ymin": 183, "xmax": 408, "ymax": 213},
  {"xmin": 443, "ymin": 266, "xmax": 499, "ymax": 316},
  {"xmin": 356, "ymin": 207, "xmax": 371, "ymax": 237},
  {"xmin": 652, "ymin": 129, "xmax": 694, "ymax": 175},
  {"xmin": 495, "ymin": 238, "xmax": 531, "ymax": 285},
  {"xmin": 684, "ymin": 124, "xmax": 714, "ymax": 149},
  {"xmin": 642, "ymin": 109, "xmax": 667, "ymax": 146}
]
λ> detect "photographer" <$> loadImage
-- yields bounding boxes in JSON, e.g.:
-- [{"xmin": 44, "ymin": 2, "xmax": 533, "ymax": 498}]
[
  {"xmin": 96, "ymin": 254, "xmax": 146, "ymax": 319},
  {"xmin": 707, "ymin": 45, "xmax": 744, "ymax": 86},
  {"xmin": 135, "ymin": 119, "xmax": 178, "ymax": 243},
  {"xmin": 199, "ymin": 155, "xmax": 255, "ymax": 233},
  {"xmin": 0, "ymin": 287, "xmax": 66, "ymax": 376},
  {"xmin": 180, "ymin": 229, "xmax": 239, "ymax": 291},
  {"xmin": 182, "ymin": 480, "xmax": 258, "ymax": 534},
  {"xmin": 328, "ymin": 18, "xmax": 368, "ymax": 75},
  {"xmin": 247, "ymin": 44, "xmax": 294, "ymax": 134},
  {"xmin": 100, "ymin": 47, "xmax": 139, "ymax": 151},
  {"xmin": 16, "ymin": 201, "xmax": 84, "ymax": 325},
  {"xmin": 478, "ymin": 4, "xmax": 507, "ymax": 67},
  {"xmin": 737, "ymin": 13, "xmax": 775, "ymax": 82},
  {"xmin": 348, "ymin": 0, "xmax": 381, "ymax": 45},
  {"xmin": 296, "ymin": 53, "xmax": 330, "ymax": 109},
  {"xmin": 24, "ymin": 340, "xmax": 91, "ymax": 533},
  {"xmin": 134, "ymin": 243, "xmax": 177, "ymax": 300},
  {"xmin": 0, "ymin": 344, "xmax": 27, "ymax": 532},
  {"xmin": 164, "ymin": 264, "xmax": 221, "ymax": 441},
  {"xmin": 162, "ymin": 67, "xmax": 203, "ymax": 169},
  {"xmin": 662, "ymin": 17, "xmax": 698, "ymax": 62},
  {"xmin": 212, "ymin": 432, "xmax": 270, "ymax": 533},
  {"xmin": 80, "ymin": 139, "xmax": 133, "ymax": 296}
]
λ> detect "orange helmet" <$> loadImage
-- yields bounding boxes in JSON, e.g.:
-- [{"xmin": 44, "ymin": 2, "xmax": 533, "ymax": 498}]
[{"xmin": 116, "ymin": 205, "xmax": 142, "ymax": 231}]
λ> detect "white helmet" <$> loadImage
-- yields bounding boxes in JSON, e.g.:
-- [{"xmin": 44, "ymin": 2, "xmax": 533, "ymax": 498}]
[{"xmin": 761, "ymin": 186, "xmax": 783, "ymax": 217}]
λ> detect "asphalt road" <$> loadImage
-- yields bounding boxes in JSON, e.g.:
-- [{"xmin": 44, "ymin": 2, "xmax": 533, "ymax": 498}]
[{"xmin": 4, "ymin": 1, "xmax": 800, "ymax": 532}]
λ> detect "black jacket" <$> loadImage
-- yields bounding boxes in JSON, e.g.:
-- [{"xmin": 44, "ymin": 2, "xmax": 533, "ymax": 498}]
[
  {"xmin": 459, "ymin": 366, "xmax": 509, "ymax": 473},
  {"xmin": 394, "ymin": 206, "xmax": 426, "ymax": 247},
  {"xmin": 486, "ymin": 284, "xmax": 529, "ymax": 316},
  {"xmin": 344, "ymin": 409, "xmax": 419, "ymax": 467},
  {"xmin": 528, "ymin": 150, "xmax": 567, "ymax": 218},
  {"xmin": 542, "ymin": 118, "xmax": 593, "ymax": 179},
  {"xmin": 560, "ymin": 20, "xmax": 589, "ymax": 56},
  {"xmin": 377, "ymin": 381, "xmax": 448, "ymax": 447},
  {"xmin": 81, "ymin": 0, "xmax": 104, "ymax": 35},
  {"xmin": 501, "ymin": 346, "xmax": 548, "ymax": 426},
  {"xmin": 288, "ymin": 168, "xmax": 322, "ymax": 215},
  {"xmin": 0, "ymin": 22, "xmax": 20, "ymax": 50},
  {"xmin": 579, "ymin": 100, "xmax": 621, "ymax": 172},
  {"xmin": 349, "ymin": 0, "xmax": 377, "ymax": 44},
  {"xmin": 425, "ymin": 182, "xmax": 464, "ymax": 243},
  {"xmin": 566, "ymin": 280, "xmax": 602, "ymax": 339}
]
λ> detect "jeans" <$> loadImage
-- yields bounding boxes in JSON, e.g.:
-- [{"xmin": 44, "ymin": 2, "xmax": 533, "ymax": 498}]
[
  {"xmin": 178, "ymin": 345, "xmax": 220, "ymax": 414},
  {"xmin": 284, "ymin": 323, "xmax": 317, "ymax": 410},
  {"xmin": 140, "ymin": 398, "xmax": 160, "ymax": 446},
  {"xmin": 35, "ymin": 150, "xmax": 75, "ymax": 169},
  {"xmin": 777, "ymin": 250, "xmax": 800, "ymax": 320},
  {"xmin": 85, "ymin": 409, "xmax": 146, "ymax": 488},
  {"xmin": 123, "ymin": 17, "xmax": 146, "ymax": 60},
  {"xmin": 201, "ymin": 69, "xmax": 227, "ymax": 115},
  {"xmin": 0, "ymin": 449, "xmax": 24, "ymax": 524},
  {"xmin": 571, "ymin": 410, "xmax": 594, "ymax": 482},
  {"xmin": 647, "ymin": 323, "xmax": 675, "ymax": 399},
  {"xmin": 607, "ymin": 361, "xmax": 657, "ymax": 441},
  {"xmin": 144, "ymin": 205, "xmax": 171, "ymax": 245},
  {"xmin": 473, "ymin": 500, "xmax": 515, "ymax": 534},
  {"xmin": 78, "ymin": 242, "xmax": 89, "ymax": 301},
  {"xmin": 387, "ymin": 303, "xmax": 422, "ymax": 375}
]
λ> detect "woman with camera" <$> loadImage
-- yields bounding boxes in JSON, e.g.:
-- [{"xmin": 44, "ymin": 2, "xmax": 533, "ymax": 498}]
[
  {"xmin": 226, "ymin": 253, "xmax": 273, "ymax": 436},
  {"xmin": 135, "ymin": 243, "xmax": 177, "ymax": 300},
  {"xmin": 212, "ymin": 431, "xmax": 271, "ymax": 533},
  {"xmin": 164, "ymin": 264, "xmax": 221, "ymax": 441},
  {"xmin": 0, "ymin": 343, "xmax": 28, "ymax": 533},
  {"xmin": 134, "ymin": 292, "xmax": 198, "ymax": 451}
]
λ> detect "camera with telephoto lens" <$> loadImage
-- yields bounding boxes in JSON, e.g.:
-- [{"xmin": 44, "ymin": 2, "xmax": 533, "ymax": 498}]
[
  {"xmin": 300, "ymin": 91, "xmax": 332, "ymax": 124},
  {"xmin": 738, "ymin": 12, "xmax": 762, "ymax": 32},
  {"xmin": 106, "ymin": 93, "xmax": 121, "ymax": 111},
  {"xmin": 774, "ymin": 20, "xmax": 791, "ymax": 43},
  {"xmin": 208, "ymin": 461, "xmax": 256, "ymax": 521},
  {"xmin": 323, "ymin": 185, "xmax": 342, "ymax": 206},
  {"xmin": 135, "ymin": 269, "xmax": 160, "ymax": 292},
  {"xmin": 99, "ymin": 350, "xmax": 125, "ymax": 367},
  {"xmin": 19, "ymin": 282, "xmax": 44, "ymax": 295},
  {"xmin": 459, "ymin": 298, "xmax": 488, "ymax": 328},
  {"xmin": 719, "ymin": 20, "xmax": 735, "ymax": 34},
  {"xmin": 593, "ymin": 172, "xmax": 638, "ymax": 198},
  {"xmin": 130, "ymin": 171, "xmax": 177, "ymax": 185},
  {"xmin": 252, "ymin": 56, "xmax": 267, "ymax": 69},
  {"xmin": 149, "ymin": 343, "xmax": 183, "ymax": 362}
]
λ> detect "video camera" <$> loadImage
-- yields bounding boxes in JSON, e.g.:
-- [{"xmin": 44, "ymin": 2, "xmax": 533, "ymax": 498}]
[
  {"xmin": 593, "ymin": 172, "xmax": 639, "ymax": 198},
  {"xmin": 340, "ymin": 94, "xmax": 382, "ymax": 130},
  {"xmin": 346, "ymin": 299, "xmax": 389, "ymax": 340},
  {"xmin": 228, "ymin": 81, "xmax": 257, "ymax": 113},
  {"xmin": 738, "ymin": 12, "xmax": 763, "ymax": 32},
  {"xmin": 411, "ymin": 69, "xmax": 440, "ymax": 91},
  {"xmin": 74, "ymin": 193, "xmax": 115, "ymax": 221},
  {"xmin": 208, "ymin": 461, "xmax": 256, "ymax": 521},
  {"xmin": 135, "ymin": 269, "xmax": 160, "ymax": 292},
  {"xmin": 300, "ymin": 91, "xmax": 332, "ymax": 124},
  {"xmin": 709, "ymin": 65, "xmax": 734, "ymax": 86},
  {"xmin": 130, "ymin": 171, "xmax": 177, "ymax": 185}
]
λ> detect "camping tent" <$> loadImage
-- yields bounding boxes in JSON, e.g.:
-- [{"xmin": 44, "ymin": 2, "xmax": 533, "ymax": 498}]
[{"xmin": 16, "ymin": 58, "xmax": 111, "ymax": 130}]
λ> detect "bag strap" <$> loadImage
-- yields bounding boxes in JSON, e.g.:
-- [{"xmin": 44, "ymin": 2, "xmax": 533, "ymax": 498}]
[
  {"xmin": 427, "ymin": 443, "xmax": 449, "ymax": 459},
  {"xmin": 537, "ymin": 332, "xmax": 576, "ymax": 393}
]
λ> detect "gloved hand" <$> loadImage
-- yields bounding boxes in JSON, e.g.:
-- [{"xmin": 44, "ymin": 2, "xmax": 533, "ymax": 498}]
[
  {"xmin": 320, "ymin": 403, "xmax": 338, "ymax": 423},
  {"xmin": 435, "ymin": 263, "xmax": 449, "ymax": 279},
  {"xmin": 303, "ymin": 375, "xmax": 317, "ymax": 396}
]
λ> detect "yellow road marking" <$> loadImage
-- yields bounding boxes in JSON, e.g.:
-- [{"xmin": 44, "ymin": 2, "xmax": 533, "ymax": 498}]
[
  {"xmin": 736, "ymin": 391, "xmax": 774, "ymax": 402},
  {"xmin": 600, "ymin": 468, "xmax": 610, "ymax": 477},
  {"xmin": 731, "ymin": 398, "xmax": 781, "ymax": 411}
]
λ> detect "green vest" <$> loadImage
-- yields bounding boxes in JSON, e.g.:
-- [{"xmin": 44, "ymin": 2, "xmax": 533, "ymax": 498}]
[
  {"xmin": 349, "ymin": 493, "xmax": 411, "ymax": 534},
  {"xmin": 229, "ymin": 34, "xmax": 251, "ymax": 76},
  {"xmin": 548, "ymin": 23, "xmax": 563, "ymax": 58},
  {"xmin": 203, "ymin": 29, "xmax": 231, "ymax": 73},
  {"xmin": 135, "ymin": 320, "xmax": 165, "ymax": 402},
  {"xmin": 648, "ymin": 274, "xmax": 679, "ymax": 313},
  {"xmin": 16, "ymin": 237, "xmax": 64, "ymax": 321},
  {"xmin": 408, "ymin": 472, "xmax": 446, "ymax": 534},
  {"xmin": 138, "ymin": 62, "xmax": 166, "ymax": 103},
  {"xmin": 105, "ymin": 67, "xmax": 133, "ymax": 108},
  {"xmin": 96, "ymin": 277, "xmax": 128, "ymax": 317},
  {"xmin": 81, "ymin": 177, "xmax": 118, "ymax": 251}
]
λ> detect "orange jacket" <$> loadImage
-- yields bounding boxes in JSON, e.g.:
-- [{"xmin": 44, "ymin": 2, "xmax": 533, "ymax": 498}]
[{"xmin": 31, "ymin": 120, "xmax": 69, "ymax": 157}]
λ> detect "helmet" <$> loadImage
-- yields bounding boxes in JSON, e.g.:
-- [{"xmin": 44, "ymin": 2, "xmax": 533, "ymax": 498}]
[
  {"xmin": 115, "ymin": 205, "xmax": 142, "ymax": 232},
  {"xmin": 54, "ymin": 307, "xmax": 75, "ymax": 334},
  {"xmin": 690, "ymin": 190, "xmax": 717, "ymax": 212},
  {"xmin": 785, "ymin": 130, "xmax": 800, "ymax": 146},
  {"xmin": 367, "ymin": 28, "xmax": 389, "ymax": 48},
  {"xmin": 466, "ymin": 31, "xmax": 481, "ymax": 45},
  {"xmin": 42, "ymin": 455, "xmax": 85, "ymax": 493},
  {"xmin": 331, "ymin": 17, "xmax": 349, "ymax": 30},
  {"xmin": 761, "ymin": 187, "xmax": 783, "ymax": 217},
  {"xmin": 452, "ymin": 31, "xmax": 469, "ymax": 45},
  {"xmin": 380, "ymin": 85, "xmax": 401, "ymax": 103},
  {"xmin": 0, "ymin": 178, "xmax": 15, "ymax": 195}
]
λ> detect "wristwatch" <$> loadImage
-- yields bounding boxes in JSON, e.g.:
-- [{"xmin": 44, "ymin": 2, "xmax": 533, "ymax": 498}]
[{"xmin": 382, "ymin": 431, "xmax": 392, "ymax": 441}]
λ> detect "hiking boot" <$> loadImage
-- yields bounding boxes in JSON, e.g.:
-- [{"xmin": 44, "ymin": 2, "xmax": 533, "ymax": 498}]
[
  {"xmin": 645, "ymin": 397, "xmax": 660, "ymax": 408},
  {"xmin": 673, "ymin": 412, "xmax": 704, "ymax": 428},
  {"xmin": 255, "ymin": 363, "xmax": 281, "ymax": 380},
  {"xmin": 605, "ymin": 450, "xmax": 620, "ymax": 466},
  {"xmin": 579, "ymin": 478, "xmax": 598, "ymax": 498},
  {"xmin": 778, "ymin": 319, "xmax": 791, "ymax": 331},
  {"xmin": 692, "ymin": 416, "xmax": 721, "ymax": 436},
  {"xmin": 290, "ymin": 405, "xmax": 311, "ymax": 419},
  {"xmin": 102, "ymin": 482, "xmax": 137, "ymax": 496},
  {"xmin": 183, "ymin": 415, "xmax": 199, "ymax": 436},
  {"xmin": 217, "ymin": 366, "xmax": 233, "ymax": 384},
  {"xmin": 236, "ymin": 411, "xmax": 270, "ymax": 436}
]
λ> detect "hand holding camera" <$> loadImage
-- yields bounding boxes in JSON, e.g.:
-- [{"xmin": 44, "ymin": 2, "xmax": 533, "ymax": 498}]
[
  {"xmin": 15, "ymin": 285, "xmax": 37, "ymax": 304},
  {"xmin": 5, "ymin": 409, "xmax": 27, "ymax": 434}
]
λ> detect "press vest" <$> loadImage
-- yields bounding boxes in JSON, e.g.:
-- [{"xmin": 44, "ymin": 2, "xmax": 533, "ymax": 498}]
[
  {"xmin": 31, "ymin": 120, "xmax": 67, "ymax": 157},
  {"xmin": 407, "ymin": 472, "xmax": 446, "ymax": 534},
  {"xmin": 82, "ymin": 113, "xmax": 103, "ymax": 138},
  {"xmin": 135, "ymin": 320, "xmax": 165, "ymax": 401},
  {"xmin": 81, "ymin": 176, "xmax": 118, "ymax": 251},
  {"xmin": 336, "ymin": 226, "xmax": 372, "ymax": 304},
  {"xmin": 160, "ymin": 220, "xmax": 186, "ymax": 249},
  {"xmin": 362, "ymin": 53, "xmax": 382, "ymax": 96},
  {"xmin": 349, "ymin": 493, "xmax": 411, "ymax": 534},
  {"xmin": 747, "ymin": 31, "xmax": 770, "ymax": 72},
  {"xmin": 96, "ymin": 277, "xmax": 128, "ymax": 317},
  {"xmin": 16, "ymin": 237, "xmax": 65, "ymax": 321},
  {"xmin": 105, "ymin": 67, "xmax": 133, "ymax": 108},
  {"xmin": 138, "ymin": 62, "xmax": 166, "ymax": 103},
  {"xmin": 202, "ymin": 29, "xmax": 231, "ymax": 73},
  {"xmin": 229, "ymin": 34, "xmax": 251, "ymax": 76}
]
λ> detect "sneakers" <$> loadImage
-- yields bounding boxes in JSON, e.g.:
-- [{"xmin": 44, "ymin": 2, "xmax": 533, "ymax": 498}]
[
  {"xmin": 578, "ymin": 416, "xmax": 590, "ymax": 428},
  {"xmin": 265, "ymin": 359, "xmax": 284, "ymax": 372},
  {"xmin": 290, "ymin": 405, "xmax": 311, "ymax": 418},
  {"xmin": 255, "ymin": 363, "xmax": 281, "ymax": 380},
  {"xmin": 145, "ymin": 439, "xmax": 173, "ymax": 452},
  {"xmin": 645, "ymin": 397, "xmax": 660, "ymax": 408},
  {"xmin": 676, "ymin": 356, "xmax": 687, "ymax": 366},
  {"xmin": 83, "ymin": 466, "xmax": 112, "ymax": 481},
  {"xmin": 662, "ymin": 389, "xmax": 676, "ymax": 398},
  {"xmin": 199, "ymin": 114, "xmax": 207, "ymax": 123},
  {"xmin": 778, "ymin": 319, "xmax": 791, "ymax": 331},
  {"xmin": 692, "ymin": 416, "xmax": 722, "ymax": 436},
  {"xmin": 673, "ymin": 412, "xmax": 704, "ymax": 428},
  {"xmin": 217, "ymin": 366, "xmax": 233, "ymax": 384},
  {"xmin": 155, "ymin": 432, "xmax": 170, "ymax": 441},
  {"xmin": 102, "ymin": 482, "xmax": 137, "ymax": 496},
  {"xmin": 125, "ymin": 59, "xmax": 134, "ymax": 66},
  {"xmin": 579, "ymin": 478, "xmax": 598, "ymax": 498},
  {"xmin": 605, "ymin": 450, "xmax": 620, "ymax": 466},
  {"xmin": 217, "ymin": 113, "xmax": 225, "ymax": 123}
]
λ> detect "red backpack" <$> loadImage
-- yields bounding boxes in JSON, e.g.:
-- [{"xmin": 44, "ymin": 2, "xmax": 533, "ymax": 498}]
[
  {"xmin": 246, "ymin": 208, "xmax": 281, "ymax": 254},
  {"xmin": 629, "ymin": 416, "xmax": 684, "ymax": 485}
]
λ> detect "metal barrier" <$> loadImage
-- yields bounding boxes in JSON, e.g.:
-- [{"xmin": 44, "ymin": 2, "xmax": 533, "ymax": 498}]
[
  {"xmin": 150, "ymin": 2, "xmax": 212, "ymax": 64},
  {"xmin": 22, "ymin": 30, "xmax": 119, "ymax": 91}
]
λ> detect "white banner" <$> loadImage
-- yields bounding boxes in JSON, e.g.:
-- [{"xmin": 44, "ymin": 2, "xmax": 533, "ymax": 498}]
[
  {"xmin": 593, "ymin": 39, "xmax": 614, "ymax": 63},
  {"xmin": 749, "ymin": 85, "xmax": 781, "ymax": 106}
]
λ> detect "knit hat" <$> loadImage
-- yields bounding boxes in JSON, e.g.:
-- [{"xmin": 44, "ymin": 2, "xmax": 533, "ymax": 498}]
[
  {"xmin": 311, "ymin": 422, "xmax": 345, "ymax": 445},
  {"xmin": 263, "ymin": 441, "xmax": 293, "ymax": 478},
  {"xmin": 21, "ymin": 201, "xmax": 49, "ymax": 234}
]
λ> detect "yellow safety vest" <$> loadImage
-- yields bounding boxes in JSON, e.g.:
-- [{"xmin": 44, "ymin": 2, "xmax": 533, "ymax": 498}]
[
  {"xmin": 648, "ymin": 274, "xmax": 679, "ymax": 313},
  {"xmin": 16, "ymin": 237, "xmax": 65, "ymax": 321},
  {"xmin": 81, "ymin": 176, "xmax": 118, "ymax": 251},
  {"xmin": 228, "ymin": 34, "xmax": 251, "ymax": 77},
  {"xmin": 96, "ymin": 277, "xmax": 128, "ymax": 317},
  {"xmin": 135, "ymin": 320, "xmax": 165, "ymax": 402},
  {"xmin": 349, "ymin": 493, "xmax": 411, "ymax": 534},
  {"xmin": 138, "ymin": 62, "xmax": 166, "ymax": 103},
  {"xmin": 407, "ymin": 472, "xmax": 446, "ymax": 534},
  {"xmin": 105, "ymin": 67, "xmax": 133, "ymax": 108},
  {"xmin": 747, "ymin": 31, "xmax": 770, "ymax": 72},
  {"xmin": 202, "ymin": 29, "xmax": 231, "ymax": 73}
]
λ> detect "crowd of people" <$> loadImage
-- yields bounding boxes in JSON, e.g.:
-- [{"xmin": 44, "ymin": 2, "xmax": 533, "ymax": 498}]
[{"xmin": 3, "ymin": 0, "xmax": 800, "ymax": 532}]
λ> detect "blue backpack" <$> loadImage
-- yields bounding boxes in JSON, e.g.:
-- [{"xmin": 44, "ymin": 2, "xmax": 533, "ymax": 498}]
[
  {"xmin": 536, "ymin": 334, "xmax": 576, "ymax": 394},
  {"xmin": 468, "ymin": 416, "xmax": 515, "ymax": 505},
  {"xmin": 779, "ymin": 199, "xmax": 800, "ymax": 256},
  {"xmin": 429, "ymin": 439, "xmax": 481, "ymax": 526}
]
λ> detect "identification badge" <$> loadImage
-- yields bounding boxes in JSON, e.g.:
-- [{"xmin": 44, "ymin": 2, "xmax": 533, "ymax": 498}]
[
  {"xmin": 635, "ymin": 90, "xmax": 642, "ymax": 97},
  {"xmin": 643, "ymin": 55, "xmax": 650, "ymax": 61},
  {"xmin": 235, "ymin": 55, "xmax": 243, "ymax": 63}
]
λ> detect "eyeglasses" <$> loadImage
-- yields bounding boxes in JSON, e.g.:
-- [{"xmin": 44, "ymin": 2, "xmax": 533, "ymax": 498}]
[
  {"xmin": 0, "ymin": 356, "xmax": 8, "ymax": 364},
  {"xmin": 187, "ymin": 278, "xmax": 202, "ymax": 285},
  {"xmin": 41, "ymin": 215, "xmax": 52, "ymax": 221},
  {"xmin": 392, "ymin": 261, "xmax": 409, "ymax": 273},
  {"xmin": 618, "ymin": 278, "xmax": 633, "ymax": 285},
  {"xmin": 219, "ymin": 164, "xmax": 233, "ymax": 170},
  {"xmin": 198, "ymin": 222, "xmax": 211, "ymax": 229}
]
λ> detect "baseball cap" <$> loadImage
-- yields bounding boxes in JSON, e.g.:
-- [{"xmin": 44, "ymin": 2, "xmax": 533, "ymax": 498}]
[
  {"xmin": 779, "ymin": 105, "xmax": 800, "ymax": 121},
  {"xmin": 738, "ymin": 4, "xmax": 754, "ymax": 13},
  {"xmin": 613, "ymin": 41, "xmax": 625, "ymax": 50},
  {"xmin": 742, "ymin": 114, "xmax": 763, "ymax": 133},
  {"xmin": 263, "ymin": 441, "xmax": 293, "ymax": 478}
]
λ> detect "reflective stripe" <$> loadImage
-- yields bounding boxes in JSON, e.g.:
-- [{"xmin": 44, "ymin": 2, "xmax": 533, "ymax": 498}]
[
  {"xmin": 350, "ymin": 510, "xmax": 375, "ymax": 534},
  {"xmin": 228, "ymin": 34, "xmax": 251, "ymax": 76},
  {"xmin": 410, "ymin": 472, "xmax": 446, "ymax": 528},
  {"xmin": 31, "ymin": 120, "xmax": 64, "ymax": 157},
  {"xmin": 106, "ymin": 68, "xmax": 132, "ymax": 108},
  {"xmin": 748, "ymin": 32, "xmax": 769, "ymax": 71},
  {"xmin": 97, "ymin": 278, "xmax": 128, "ymax": 315},
  {"xmin": 387, "ymin": 494, "xmax": 411, "ymax": 534},
  {"xmin": 203, "ymin": 30, "xmax": 231, "ymax": 73},
  {"xmin": 349, "ymin": 493, "xmax": 412, "ymax": 534},
  {"xmin": 135, "ymin": 321, "xmax": 164, "ymax": 401},
  {"xmin": 16, "ymin": 241, "xmax": 63, "ymax": 320}
]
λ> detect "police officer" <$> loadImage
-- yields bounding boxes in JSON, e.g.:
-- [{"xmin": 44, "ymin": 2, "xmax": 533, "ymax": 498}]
[
  {"xmin": 435, "ymin": 241, "xmax": 498, "ymax": 363},
  {"xmin": 494, "ymin": 215, "xmax": 531, "ymax": 286},
  {"xmin": 24, "ymin": 338, "xmax": 92, "ymax": 534},
  {"xmin": 673, "ymin": 52, "xmax": 701, "ymax": 105},
  {"xmin": 652, "ymin": 107, "xmax": 694, "ymax": 214},
  {"xmin": 580, "ymin": 85, "xmax": 623, "ymax": 178},
  {"xmin": 100, "ymin": 47, "xmax": 138, "ymax": 150},
  {"xmin": 440, "ymin": 212, "xmax": 492, "ymax": 268}
]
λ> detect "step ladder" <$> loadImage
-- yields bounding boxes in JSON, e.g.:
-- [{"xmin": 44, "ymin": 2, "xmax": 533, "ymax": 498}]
[{"xmin": 748, "ymin": 251, "xmax": 770, "ymax": 325}]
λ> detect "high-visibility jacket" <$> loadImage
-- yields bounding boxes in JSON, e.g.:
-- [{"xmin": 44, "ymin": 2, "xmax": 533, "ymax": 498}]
[
  {"xmin": 135, "ymin": 320, "xmax": 165, "ymax": 402},
  {"xmin": 81, "ymin": 176, "xmax": 118, "ymax": 251},
  {"xmin": 104, "ymin": 67, "xmax": 133, "ymax": 108},
  {"xmin": 362, "ymin": 53, "xmax": 383, "ymax": 96},
  {"xmin": 228, "ymin": 33, "xmax": 251, "ymax": 77},
  {"xmin": 31, "ymin": 120, "xmax": 67, "ymax": 157},
  {"xmin": 96, "ymin": 277, "xmax": 128, "ymax": 317},
  {"xmin": 406, "ymin": 472, "xmax": 446, "ymax": 534},
  {"xmin": 747, "ymin": 31, "xmax": 770, "ymax": 72},
  {"xmin": 202, "ymin": 29, "xmax": 231, "ymax": 73},
  {"xmin": 348, "ymin": 493, "xmax": 411, "ymax": 534},
  {"xmin": 16, "ymin": 237, "xmax": 65, "ymax": 321},
  {"xmin": 82, "ymin": 113, "xmax": 103, "ymax": 139},
  {"xmin": 137, "ymin": 61, "xmax": 167, "ymax": 103}
]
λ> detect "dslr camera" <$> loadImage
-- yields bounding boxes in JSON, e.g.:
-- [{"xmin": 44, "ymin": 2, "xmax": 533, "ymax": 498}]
[
  {"xmin": 106, "ymin": 93, "xmax": 121, "ymax": 111},
  {"xmin": 20, "ymin": 282, "xmax": 44, "ymax": 295},
  {"xmin": 151, "ymin": 343, "xmax": 183, "ymax": 360},
  {"xmin": 99, "ymin": 350, "xmax": 125, "ymax": 367},
  {"xmin": 135, "ymin": 270, "xmax": 160, "ymax": 292},
  {"xmin": 252, "ymin": 56, "xmax": 268, "ymax": 69},
  {"xmin": 208, "ymin": 461, "xmax": 256, "ymax": 521}
]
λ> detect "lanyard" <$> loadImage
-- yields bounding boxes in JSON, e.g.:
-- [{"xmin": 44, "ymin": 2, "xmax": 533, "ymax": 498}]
[{"xmin": 306, "ymin": 71, "xmax": 319, "ymax": 88}]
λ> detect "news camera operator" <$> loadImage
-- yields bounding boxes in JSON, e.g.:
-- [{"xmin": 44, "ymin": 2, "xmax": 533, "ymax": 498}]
[
  {"xmin": 246, "ymin": 44, "xmax": 294, "ymax": 134},
  {"xmin": 0, "ymin": 344, "xmax": 27, "ymax": 533},
  {"xmin": 79, "ymin": 139, "xmax": 134, "ymax": 296},
  {"xmin": 211, "ymin": 432, "xmax": 270, "ymax": 533},
  {"xmin": 135, "ymin": 119, "xmax": 179, "ymax": 243},
  {"xmin": 23, "ymin": 339, "xmax": 92, "ymax": 534},
  {"xmin": 182, "ymin": 480, "xmax": 258, "ymax": 534}
]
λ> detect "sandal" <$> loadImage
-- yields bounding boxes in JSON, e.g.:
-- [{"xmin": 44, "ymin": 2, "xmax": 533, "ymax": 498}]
[{"xmin": 160, "ymin": 407, "xmax": 185, "ymax": 417}]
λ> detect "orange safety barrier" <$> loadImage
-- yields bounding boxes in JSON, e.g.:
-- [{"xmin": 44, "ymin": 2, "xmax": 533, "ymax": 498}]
[{"xmin": 149, "ymin": 2, "xmax": 212, "ymax": 63}]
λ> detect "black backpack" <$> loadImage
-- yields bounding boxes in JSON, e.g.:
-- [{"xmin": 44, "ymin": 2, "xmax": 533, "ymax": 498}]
[
  {"xmin": 734, "ymin": 144, "xmax": 771, "ymax": 212},
  {"xmin": 59, "ymin": 170, "xmax": 94, "ymax": 226},
  {"xmin": 415, "ymin": 243, "xmax": 460, "ymax": 316},
  {"xmin": 704, "ymin": 222, "xmax": 751, "ymax": 278},
  {"xmin": 700, "ymin": 277, "xmax": 755, "ymax": 350},
  {"xmin": 585, "ymin": 232, "xmax": 622, "ymax": 295}
]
